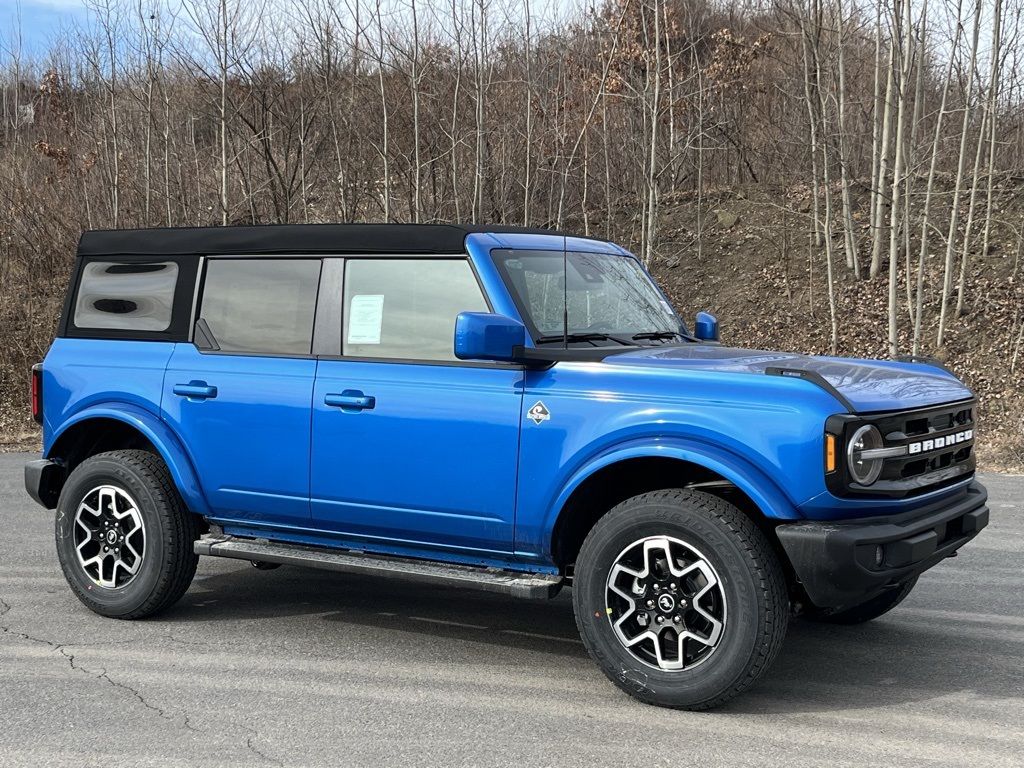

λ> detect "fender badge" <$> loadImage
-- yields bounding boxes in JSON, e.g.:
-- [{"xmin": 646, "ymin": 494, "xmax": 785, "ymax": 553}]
[{"xmin": 527, "ymin": 401, "xmax": 551, "ymax": 425}]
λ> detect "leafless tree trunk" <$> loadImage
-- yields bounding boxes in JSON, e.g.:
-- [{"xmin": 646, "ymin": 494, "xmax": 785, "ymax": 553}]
[
  {"xmin": 643, "ymin": 0, "xmax": 663, "ymax": 265},
  {"xmin": 887, "ymin": 0, "xmax": 912, "ymax": 358},
  {"xmin": 835, "ymin": 0, "xmax": 859, "ymax": 277},
  {"xmin": 870, "ymin": 40, "xmax": 895, "ymax": 280},
  {"xmin": 914, "ymin": 0, "xmax": 963, "ymax": 355},
  {"xmin": 937, "ymin": 0, "xmax": 983, "ymax": 348},
  {"xmin": 980, "ymin": 0, "xmax": 1004, "ymax": 262},
  {"xmin": 522, "ymin": 0, "xmax": 533, "ymax": 225}
]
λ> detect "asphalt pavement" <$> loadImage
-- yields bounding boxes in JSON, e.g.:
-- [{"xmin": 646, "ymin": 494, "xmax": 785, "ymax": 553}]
[{"xmin": 1, "ymin": 452, "xmax": 1021, "ymax": 767}]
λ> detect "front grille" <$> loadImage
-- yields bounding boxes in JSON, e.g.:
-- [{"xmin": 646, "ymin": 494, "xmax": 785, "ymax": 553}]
[{"xmin": 827, "ymin": 399, "xmax": 977, "ymax": 498}]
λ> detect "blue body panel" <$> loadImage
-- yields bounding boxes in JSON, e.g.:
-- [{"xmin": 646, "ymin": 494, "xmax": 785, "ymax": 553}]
[
  {"xmin": 512, "ymin": 361, "xmax": 840, "ymax": 556},
  {"xmin": 161, "ymin": 344, "xmax": 316, "ymax": 524},
  {"xmin": 310, "ymin": 359, "xmax": 523, "ymax": 553},
  {"xmin": 38, "ymin": 231, "xmax": 983, "ymax": 575},
  {"xmin": 41, "ymin": 338, "xmax": 211, "ymax": 516},
  {"xmin": 41, "ymin": 338, "xmax": 174, "ymax": 448},
  {"xmin": 606, "ymin": 346, "xmax": 973, "ymax": 413}
]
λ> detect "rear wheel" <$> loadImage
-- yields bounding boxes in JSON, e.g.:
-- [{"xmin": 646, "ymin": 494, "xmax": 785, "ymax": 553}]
[
  {"xmin": 55, "ymin": 450, "xmax": 199, "ymax": 619},
  {"xmin": 805, "ymin": 576, "xmax": 919, "ymax": 625},
  {"xmin": 573, "ymin": 489, "xmax": 788, "ymax": 710}
]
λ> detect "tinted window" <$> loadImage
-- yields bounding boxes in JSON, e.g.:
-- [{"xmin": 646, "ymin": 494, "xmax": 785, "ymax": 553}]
[
  {"xmin": 200, "ymin": 259, "xmax": 321, "ymax": 355},
  {"xmin": 74, "ymin": 261, "xmax": 179, "ymax": 331},
  {"xmin": 343, "ymin": 259, "xmax": 487, "ymax": 361}
]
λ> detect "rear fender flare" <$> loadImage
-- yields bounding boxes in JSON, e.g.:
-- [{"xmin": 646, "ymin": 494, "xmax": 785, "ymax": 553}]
[{"xmin": 47, "ymin": 403, "xmax": 211, "ymax": 517}]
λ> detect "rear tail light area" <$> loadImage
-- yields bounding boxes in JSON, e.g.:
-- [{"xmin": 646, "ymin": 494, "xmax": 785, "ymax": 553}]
[{"xmin": 31, "ymin": 363, "xmax": 43, "ymax": 424}]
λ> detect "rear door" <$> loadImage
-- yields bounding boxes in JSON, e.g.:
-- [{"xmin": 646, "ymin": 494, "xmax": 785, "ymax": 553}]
[
  {"xmin": 161, "ymin": 257, "xmax": 320, "ymax": 525},
  {"xmin": 310, "ymin": 257, "xmax": 524, "ymax": 554}
]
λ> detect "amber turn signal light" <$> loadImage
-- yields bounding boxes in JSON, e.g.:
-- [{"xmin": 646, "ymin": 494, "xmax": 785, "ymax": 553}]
[{"xmin": 825, "ymin": 433, "xmax": 837, "ymax": 473}]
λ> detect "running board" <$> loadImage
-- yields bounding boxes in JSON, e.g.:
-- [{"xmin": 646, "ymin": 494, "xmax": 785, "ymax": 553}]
[{"xmin": 194, "ymin": 534, "xmax": 564, "ymax": 599}]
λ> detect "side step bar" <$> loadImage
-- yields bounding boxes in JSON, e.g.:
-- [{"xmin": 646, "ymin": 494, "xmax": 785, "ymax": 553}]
[{"xmin": 194, "ymin": 533, "xmax": 564, "ymax": 599}]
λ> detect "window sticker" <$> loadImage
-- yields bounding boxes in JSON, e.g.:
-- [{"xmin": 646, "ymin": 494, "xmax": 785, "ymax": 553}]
[{"xmin": 347, "ymin": 294, "xmax": 385, "ymax": 345}]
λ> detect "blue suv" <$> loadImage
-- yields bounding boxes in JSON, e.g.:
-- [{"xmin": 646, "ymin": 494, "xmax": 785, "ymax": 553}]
[{"xmin": 25, "ymin": 224, "xmax": 989, "ymax": 709}]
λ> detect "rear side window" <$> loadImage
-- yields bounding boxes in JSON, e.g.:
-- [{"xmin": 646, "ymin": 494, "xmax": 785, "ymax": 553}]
[
  {"xmin": 66, "ymin": 257, "xmax": 198, "ymax": 340},
  {"xmin": 342, "ymin": 259, "xmax": 488, "ymax": 361},
  {"xmin": 200, "ymin": 259, "xmax": 322, "ymax": 356},
  {"xmin": 74, "ymin": 261, "xmax": 179, "ymax": 332}
]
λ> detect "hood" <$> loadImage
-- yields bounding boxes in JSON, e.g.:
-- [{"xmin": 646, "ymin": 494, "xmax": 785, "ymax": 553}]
[{"xmin": 603, "ymin": 345, "xmax": 973, "ymax": 413}]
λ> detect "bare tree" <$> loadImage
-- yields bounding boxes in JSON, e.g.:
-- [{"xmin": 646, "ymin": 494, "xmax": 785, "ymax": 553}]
[{"xmin": 937, "ymin": 0, "xmax": 983, "ymax": 348}]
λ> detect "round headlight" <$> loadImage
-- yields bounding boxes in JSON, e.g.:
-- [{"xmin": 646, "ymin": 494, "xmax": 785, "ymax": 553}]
[{"xmin": 847, "ymin": 425, "xmax": 884, "ymax": 486}]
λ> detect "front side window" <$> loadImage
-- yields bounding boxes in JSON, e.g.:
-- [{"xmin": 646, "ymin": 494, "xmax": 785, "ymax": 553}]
[
  {"xmin": 342, "ymin": 259, "xmax": 488, "ymax": 361},
  {"xmin": 74, "ymin": 261, "xmax": 179, "ymax": 331},
  {"xmin": 492, "ymin": 249, "xmax": 682, "ymax": 345},
  {"xmin": 200, "ymin": 258, "xmax": 321, "ymax": 355}
]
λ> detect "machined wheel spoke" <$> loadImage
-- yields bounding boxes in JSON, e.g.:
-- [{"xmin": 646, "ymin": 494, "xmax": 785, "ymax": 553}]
[
  {"xmin": 80, "ymin": 554, "xmax": 103, "ymax": 571},
  {"xmin": 75, "ymin": 537, "xmax": 94, "ymax": 558},
  {"xmin": 608, "ymin": 563, "xmax": 643, "ymax": 603},
  {"xmin": 622, "ymin": 629, "xmax": 657, "ymax": 648},
  {"xmin": 124, "ymin": 540, "xmax": 143, "ymax": 563}
]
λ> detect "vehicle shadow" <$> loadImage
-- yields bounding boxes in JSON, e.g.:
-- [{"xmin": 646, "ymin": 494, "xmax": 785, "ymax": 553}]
[
  {"xmin": 175, "ymin": 562, "xmax": 588, "ymax": 660},
  {"xmin": 171, "ymin": 561, "xmax": 1023, "ymax": 713}
]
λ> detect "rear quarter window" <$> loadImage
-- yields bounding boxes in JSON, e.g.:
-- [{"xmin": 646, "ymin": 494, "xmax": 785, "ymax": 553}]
[
  {"xmin": 74, "ymin": 261, "xmax": 179, "ymax": 331},
  {"xmin": 66, "ymin": 257, "xmax": 198, "ymax": 340}
]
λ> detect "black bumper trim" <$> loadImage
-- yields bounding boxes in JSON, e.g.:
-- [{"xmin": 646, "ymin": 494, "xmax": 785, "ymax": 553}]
[
  {"xmin": 24, "ymin": 459, "xmax": 65, "ymax": 510},
  {"xmin": 777, "ymin": 481, "xmax": 989, "ymax": 609}
]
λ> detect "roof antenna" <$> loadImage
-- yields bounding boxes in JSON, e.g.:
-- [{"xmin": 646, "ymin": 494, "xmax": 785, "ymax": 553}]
[{"xmin": 562, "ymin": 234, "xmax": 568, "ymax": 350}]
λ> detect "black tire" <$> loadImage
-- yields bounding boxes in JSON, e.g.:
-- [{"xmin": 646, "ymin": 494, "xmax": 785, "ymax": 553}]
[
  {"xmin": 573, "ymin": 489, "xmax": 788, "ymax": 710},
  {"xmin": 55, "ymin": 450, "xmax": 200, "ymax": 619},
  {"xmin": 805, "ymin": 576, "xmax": 919, "ymax": 625}
]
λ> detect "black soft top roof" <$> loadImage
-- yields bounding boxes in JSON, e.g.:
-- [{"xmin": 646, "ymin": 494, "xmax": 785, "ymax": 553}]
[{"xmin": 76, "ymin": 223, "xmax": 565, "ymax": 257}]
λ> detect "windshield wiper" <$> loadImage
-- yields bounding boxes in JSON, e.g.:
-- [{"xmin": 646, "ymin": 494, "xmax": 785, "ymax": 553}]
[
  {"xmin": 632, "ymin": 330, "xmax": 698, "ymax": 343},
  {"xmin": 535, "ymin": 332, "xmax": 636, "ymax": 347}
]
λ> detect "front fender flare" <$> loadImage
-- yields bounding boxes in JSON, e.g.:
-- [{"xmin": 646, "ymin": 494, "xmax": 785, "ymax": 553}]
[
  {"xmin": 47, "ymin": 403, "xmax": 211, "ymax": 516},
  {"xmin": 542, "ymin": 437, "xmax": 802, "ymax": 558}
]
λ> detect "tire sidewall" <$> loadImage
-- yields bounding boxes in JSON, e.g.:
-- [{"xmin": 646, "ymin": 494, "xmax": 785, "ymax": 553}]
[
  {"xmin": 574, "ymin": 499, "xmax": 767, "ymax": 707},
  {"xmin": 55, "ymin": 455, "xmax": 169, "ymax": 617}
]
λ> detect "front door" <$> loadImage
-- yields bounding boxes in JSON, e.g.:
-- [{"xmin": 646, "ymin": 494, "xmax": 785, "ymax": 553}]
[{"xmin": 310, "ymin": 257, "xmax": 523, "ymax": 554}]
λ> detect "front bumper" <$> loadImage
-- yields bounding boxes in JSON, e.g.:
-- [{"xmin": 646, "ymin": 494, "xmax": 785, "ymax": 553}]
[{"xmin": 777, "ymin": 481, "xmax": 988, "ymax": 609}]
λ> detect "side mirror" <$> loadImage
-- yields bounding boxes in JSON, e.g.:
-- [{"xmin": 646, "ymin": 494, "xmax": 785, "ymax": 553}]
[
  {"xmin": 454, "ymin": 312, "xmax": 527, "ymax": 362},
  {"xmin": 695, "ymin": 311, "xmax": 719, "ymax": 342}
]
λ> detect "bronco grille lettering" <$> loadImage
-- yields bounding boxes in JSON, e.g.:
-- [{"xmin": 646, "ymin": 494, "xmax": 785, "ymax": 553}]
[{"xmin": 907, "ymin": 429, "xmax": 973, "ymax": 455}]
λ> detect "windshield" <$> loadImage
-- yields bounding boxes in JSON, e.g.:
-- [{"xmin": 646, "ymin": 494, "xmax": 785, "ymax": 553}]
[{"xmin": 492, "ymin": 249, "xmax": 683, "ymax": 346}]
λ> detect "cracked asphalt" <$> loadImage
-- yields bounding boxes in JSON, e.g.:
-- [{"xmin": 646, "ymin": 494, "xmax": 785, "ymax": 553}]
[{"xmin": 2, "ymin": 453, "xmax": 1022, "ymax": 767}]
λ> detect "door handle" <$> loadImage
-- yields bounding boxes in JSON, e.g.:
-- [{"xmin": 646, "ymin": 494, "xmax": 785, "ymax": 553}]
[
  {"xmin": 173, "ymin": 381, "xmax": 218, "ymax": 400},
  {"xmin": 324, "ymin": 390, "xmax": 375, "ymax": 411}
]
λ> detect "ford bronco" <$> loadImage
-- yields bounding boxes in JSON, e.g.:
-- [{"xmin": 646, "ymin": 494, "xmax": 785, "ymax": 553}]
[{"xmin": 25, "ymin": 224, "xmax": 989, "ymax": 709}]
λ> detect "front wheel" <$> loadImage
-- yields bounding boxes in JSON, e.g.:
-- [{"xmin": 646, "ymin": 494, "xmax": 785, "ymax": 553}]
[
  {"xmin": 573, "ymin": 489, "xmax": 789, "ymax": 710},
  {"xmin": 55, "ymin": 450, "xmax": 199, "ymax": 619}
]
